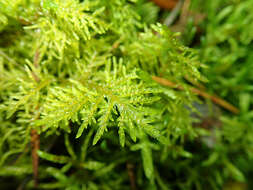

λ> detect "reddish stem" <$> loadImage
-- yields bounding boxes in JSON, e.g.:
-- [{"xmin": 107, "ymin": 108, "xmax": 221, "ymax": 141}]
[
  {"xmin": 152, "ymin": 76, "xmax": 239, "ymax": 114},
  {"xmin": 31, "ymin": 129, "xmax": 40, "ymax": 187}
]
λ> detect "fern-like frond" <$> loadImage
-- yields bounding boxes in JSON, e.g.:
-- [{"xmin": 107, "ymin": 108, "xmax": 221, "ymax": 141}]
[{"xmin": 36, "ymin": 61, "xmax": 165, "ymax": 146}]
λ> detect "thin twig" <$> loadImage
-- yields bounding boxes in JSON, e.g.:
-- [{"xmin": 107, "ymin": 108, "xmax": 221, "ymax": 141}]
[
  {"xmin": 33, "ymin": 50, "xmax": 40, "ymax": 69},
  {"xmin": 30, "ymin": 129, "xmax": 40, "ymax": 188},
  {"xmin": 127, "ymin": 163, "xmax": 137, "ymax": 190},
  {"xmin": 152, "ymin": 76, "xmax": 239, "ymax": 114}
]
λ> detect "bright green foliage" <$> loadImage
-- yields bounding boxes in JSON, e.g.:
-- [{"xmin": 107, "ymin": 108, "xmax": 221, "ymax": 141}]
[
  {"xmin": 1, "ymin": 0, "xmax": 253, "ymax": 189},
  {"xmin": 2, "ymin": 0, "xmax": 253, "ymax": 189},
  {"xmin": 0, "ymin": 0, "xmax": 203, "ymax": 189},
  {"xmin": 4, "ymin": 0, "xmax": 253, "ymax": 190}
]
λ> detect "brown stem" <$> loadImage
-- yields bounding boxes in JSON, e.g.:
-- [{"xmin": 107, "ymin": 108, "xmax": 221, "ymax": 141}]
[
  {"xmin": 33, "ymin": 50, "xmax": 40, "ymax": 69},
  {"xmin": 152, "ymin": 76, "xmax": 239, "ymax": 114},
  {"xmin": 31, "ymin": 129, "xmax": 40, "ymax": 188},
  {"xmin": 127, "ymin": 163, "xmax": 137, "ymax": 190}
]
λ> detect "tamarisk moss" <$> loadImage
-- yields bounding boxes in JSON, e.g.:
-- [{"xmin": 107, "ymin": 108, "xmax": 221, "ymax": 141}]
[
  {"xmin": 176, "ymin": 0, "xmax": 253, "ymax": 189},
  {"xmin": 0, "ymin": 0, "xmax": 204, "ymax": 189}
]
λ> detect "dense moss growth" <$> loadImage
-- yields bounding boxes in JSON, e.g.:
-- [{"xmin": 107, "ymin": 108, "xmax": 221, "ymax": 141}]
[{"xmin": 0, "ymin": 0, "xmax": 252, "ymax": 189}]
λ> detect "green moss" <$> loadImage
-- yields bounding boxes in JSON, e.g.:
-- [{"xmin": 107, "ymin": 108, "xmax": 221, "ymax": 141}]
[{"xmin": 1, "ymin": 0, "xmax": 252, "ymax": 189}]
